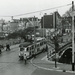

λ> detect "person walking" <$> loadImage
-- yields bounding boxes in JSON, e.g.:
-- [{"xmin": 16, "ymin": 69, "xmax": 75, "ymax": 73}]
[
  {"xmin": 33, "ymin": 52, "xmax": 36, "ymax": 58},
  {"xmin": 24, "ymin": 54, "xmax": 27, "ymax": 64},
  {"xmin": 0, "ymin": 45, "xmax": 2, "ymax": 54},
  {"xmin": 6, "ymin": 44, "xmax": 10, "ymax": 51},
  {"xmin": 0, "ymin": 48, "xmax": 2, "ymax": 54}
]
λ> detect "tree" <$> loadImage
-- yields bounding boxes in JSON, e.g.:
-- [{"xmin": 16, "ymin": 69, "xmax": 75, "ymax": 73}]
[
  {"xmin": 7, "ymin": 26, "xmax": 38, "ymax": 42},
  {"xmin": 63, "ymin": 6, "xmax": 75, "ymax": 17}
]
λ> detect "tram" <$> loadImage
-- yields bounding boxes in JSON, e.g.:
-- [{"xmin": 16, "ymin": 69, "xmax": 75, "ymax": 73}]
[{"xmin": 19, "ymin": 37, "xmax": 47, "ymax": 60}]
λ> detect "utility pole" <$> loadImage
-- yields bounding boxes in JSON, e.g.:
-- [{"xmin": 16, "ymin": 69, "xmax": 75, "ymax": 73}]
[
  {"xmin": 54, "ymin": 36, "xmax": 57, "ymax": 68},
  {"xmin": 34, "ymin": 16, "xmax": 36, "ymax": 56},
  {"xmin": 72, "ymin": 1, "xmax": 75, "ymax": 71},
  {"xmin": 54, "ymin": 12, "xmax": 57, "ymax": 68},
  {"xmin": 43, "ymin": 15, "xmax": 44, "ymax": 38},
  {"xmin": 54, "ymin": 11, "xmax": 57, "ymax": 68}
]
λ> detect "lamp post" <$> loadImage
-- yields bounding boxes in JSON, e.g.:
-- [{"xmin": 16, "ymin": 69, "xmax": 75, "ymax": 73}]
[
  {"xmin": 72, "ymin": 1, "xmax": 75, "ymax": 71},
  {"xmin": 52, "ymin": 34, "xmax": 59, "ymax": 68},
  {"xmin": 53, "ymin": 35, "xmax": 58, "ymax": 68},
  {"xmin": 55, "ymin": 45, "xmax": 57, "ymax": 68},
  {"xmin": 33, "ymin": 16, "xmax": 36, "ymax": 57},
  {"xmin": 43, "ymin": 15, "xmax": 44, "ymax": 38},
  {"xmin": 54, "ymin": 11, "xmax": 58, "ymax": 68},
  {"xmin": 26, "ymin": 16, "xmax": 36, "ymax": 57}
]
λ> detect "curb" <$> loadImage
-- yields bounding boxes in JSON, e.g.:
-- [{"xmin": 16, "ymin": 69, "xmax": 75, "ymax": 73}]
[{"xmin": 30, "ymin": 58, "xmax": 75, "ymax": 74}]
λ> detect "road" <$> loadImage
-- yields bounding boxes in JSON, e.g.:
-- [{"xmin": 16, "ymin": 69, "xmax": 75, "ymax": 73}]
[
  {"xmin": 0, "ymin": 46, "xmax": 37, "ymax": 75},
  {"xmin": 0, "ymin": 45, "xmax": 75, "ymax": 75}
]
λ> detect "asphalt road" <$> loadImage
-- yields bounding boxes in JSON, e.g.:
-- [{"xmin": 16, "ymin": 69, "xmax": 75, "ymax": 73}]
[
  {"xmin": 0, "ymin": 46, "xmax": 37, "ymax": 75},
  {"xmin": 0, "ymin": 44, "xmax": 75, "ymax": 75}
]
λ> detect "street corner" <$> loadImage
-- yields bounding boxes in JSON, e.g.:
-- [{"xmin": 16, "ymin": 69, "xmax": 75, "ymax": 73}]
[
  {"xmin": 30, "ymin": 55, "xmax": 75, "ymax": 74},
  {"xmin": 30, "ymin": 55, "xmax": 59, "ymax": 71},
  {"xmin": 31, "ymin": 68, "xmax": 75, "ymax": 75}
]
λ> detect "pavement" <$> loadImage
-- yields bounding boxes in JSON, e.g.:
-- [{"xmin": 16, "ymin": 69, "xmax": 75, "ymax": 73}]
[{"xmin": 31, "ymin": 52, "xmax": 75, "ymax": 73}]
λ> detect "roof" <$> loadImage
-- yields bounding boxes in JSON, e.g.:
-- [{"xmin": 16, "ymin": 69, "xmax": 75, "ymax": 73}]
[{"xmin": 19, "ymin": 42, "xmax": 31, "ymax": 47}]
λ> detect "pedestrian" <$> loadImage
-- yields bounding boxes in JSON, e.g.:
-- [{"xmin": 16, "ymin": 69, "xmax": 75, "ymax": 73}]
[
  {"xmin": 24, "ymin": 54, "xmax": 27, "ymax": 64},
  {"xmin": 6, "ymin": 44, "xmax": 7, "ymax": 51},
  {"xmin": 33, "ymin": 52, "xmax": 36, "ymax": 58},
  {"xmin": 6, "ymin": 44, "xmax": 10, "ymax": 51},
  {"xmin": 0, "ymin": 48, "xmax": 2, "ymax": 54},
  {"xmin": 46, "ymin": 45, "xmax": 48, "ymax": 52},
  {"xmin": 0, "ymin": 45, "xmax": 2, "ymax": 54}
]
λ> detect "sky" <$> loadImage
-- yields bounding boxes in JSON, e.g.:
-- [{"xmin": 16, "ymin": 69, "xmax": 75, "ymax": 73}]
[{"xmin": 0, "ymin": 0, "xmax": 74, "ymax": 21}]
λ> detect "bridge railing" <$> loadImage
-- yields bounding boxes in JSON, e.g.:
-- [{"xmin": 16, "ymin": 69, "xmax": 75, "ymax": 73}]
[
  {"xmin": 47, "ymin": 41, "xmax": 72, "ymax": 60},
  {"xmin": 58, "ymin": 41, "xmax": 72, "ymax": 58}
]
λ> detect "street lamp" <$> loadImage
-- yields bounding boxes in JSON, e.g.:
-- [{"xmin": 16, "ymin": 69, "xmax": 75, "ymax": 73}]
[
  {"xmin": 72, "ymin": 1, "xmax": 75, "ymax": 71},
  {"xmin": 53, "ymin": 35, "xmax": 59, "ymax": 68},
  {"xmin": 33, "ymin": 16, "xmax": 36, "ymax": 57},
  {"xmin": 26, "ymin": 16, "xmax": 36, "ymax": 57},
  {"xmin": 43, "ymin": 14, "xmax": 44, "ymax": 38}
]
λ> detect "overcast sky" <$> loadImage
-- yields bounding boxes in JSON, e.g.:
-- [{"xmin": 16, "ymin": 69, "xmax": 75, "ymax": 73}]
[{"xmin": 0, "ymin": 0, "xmax": 74, "ymax": 21}]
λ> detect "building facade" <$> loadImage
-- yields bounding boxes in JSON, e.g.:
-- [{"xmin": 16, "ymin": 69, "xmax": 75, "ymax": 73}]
[
  {"xmin": 41, "ymin": 11, "xmax": 62, "ymax": 37},
  {"xmin": 20, "ymin": 17, "xmax": 41, "ymax": 29}
]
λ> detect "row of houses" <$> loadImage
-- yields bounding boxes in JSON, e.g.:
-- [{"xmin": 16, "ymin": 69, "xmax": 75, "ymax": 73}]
[
  {"xmin": 0, "ymin": 11, "xmax": 73, "ymax": 37},
  {"xmin": 0, "ymin": 17, "xmax": 41, "ymax": 32}
]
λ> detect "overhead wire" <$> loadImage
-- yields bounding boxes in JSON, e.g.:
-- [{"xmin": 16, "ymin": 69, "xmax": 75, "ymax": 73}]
[{"xmin": 0, "ymin": 3, "xmax": 72, "ymax": 17}]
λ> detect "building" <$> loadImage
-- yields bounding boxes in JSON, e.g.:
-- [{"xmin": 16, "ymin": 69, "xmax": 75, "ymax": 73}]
[
  {"xmin": 41, "ymin": 11, "xmax": 62, "ymax": 37},
  {"xmin": 62, "ymin": 16, "xmax": 75, "ymax": 33},
  {"xmin": 41, "ymin": 14, "xmax": 53, "ymax": 28},
  {"xmin": 20, "ymin": 17, "xmax": 41, "ymax": 29},
  {"xmin": 41, "ymin": 11, "xmax": 62, "ymax": 29},
  {"xmin": 8, "ymin": 19, "xmax": 19, "ymax": 32}
]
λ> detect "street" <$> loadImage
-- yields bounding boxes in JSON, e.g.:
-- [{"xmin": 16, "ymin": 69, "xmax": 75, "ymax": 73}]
[
  {"xmin": 0, "ymin": 45, "xmax": 75, "ymax": 75},
  {"xmin": 0, "ymin": 46, "xmax": 37, "ymax": 75}
]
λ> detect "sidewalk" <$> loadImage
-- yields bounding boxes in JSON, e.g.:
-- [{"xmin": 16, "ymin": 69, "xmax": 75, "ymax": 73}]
[
  {"xmin": 1, "ymin": 44, "xmax": 19, "ymax": 52},
  {"xmin": 31, "ymin": 52, "xmax": 75, "ymax": 73}
]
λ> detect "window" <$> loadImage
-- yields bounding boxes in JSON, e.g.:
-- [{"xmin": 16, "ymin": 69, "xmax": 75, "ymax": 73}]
[
  {"xmin": 27, "ymin": 47, "xmax": 29, "ymax": 51},
  {"xmin": 20, "ymin": 47, "xmax": 24, "ymax": 51},
  {"xmin": 24, "ymin": 48, "xmax": 27, "ymax": 51}
]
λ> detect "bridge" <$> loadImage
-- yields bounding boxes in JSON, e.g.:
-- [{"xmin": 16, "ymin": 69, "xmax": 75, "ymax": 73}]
[
  {"xmin": 47, "ymin": 39, "xmax": 73, "ymax": 62},
  {"xmin": 58, "ymin": 42, "xmax": 72, "ymax": 59}
]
